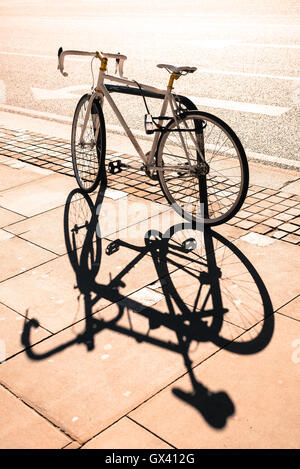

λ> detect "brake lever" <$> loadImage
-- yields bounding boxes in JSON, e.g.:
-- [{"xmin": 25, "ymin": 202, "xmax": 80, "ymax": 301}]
[
  {"xmin": 57, "ymin": 47, "xmax": 68, "ymax": 77},
  {"xmin": 118, "ymin": 58, "xmax": 125, "ymax": 77},
  {"xmin": 114, "ymin": 55, "xmax": 120, "ymax": 75},
  {"xmin": 114, "ymin": 53, "xmax": 126, "ymax": 78}
]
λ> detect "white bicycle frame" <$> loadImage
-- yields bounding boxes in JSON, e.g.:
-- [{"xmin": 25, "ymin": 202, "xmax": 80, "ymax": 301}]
[
  {"xmin": 58, "ymin": 49, "xmax": 202, "ymax": 171},
  {"xmin": 92, "ymin": 74, "xmax": 173, "ymax": 167}
]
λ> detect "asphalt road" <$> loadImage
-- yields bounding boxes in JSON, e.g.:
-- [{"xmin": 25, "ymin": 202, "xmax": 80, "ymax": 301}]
[{"xmin": 0, "ymin": 0, "xmax": 299, "ymax": 167}]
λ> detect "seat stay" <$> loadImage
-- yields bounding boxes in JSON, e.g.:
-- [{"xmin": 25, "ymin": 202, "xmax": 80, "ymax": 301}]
[
  {"xmin": 178, "ymin": 113, "xmax": 206, "ymax": 162},
  {"xmin": 168, "ymin": 95, "xmax": 193, "ymax": 167},
  {"xmin": 168, "ymin": 95, "xmax": 205, "ymax": 164}
]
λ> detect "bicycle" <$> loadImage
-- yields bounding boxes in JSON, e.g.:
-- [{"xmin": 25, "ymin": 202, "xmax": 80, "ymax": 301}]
[{"xmin": 57, "ymin": 47, "xmax": 249, "ymax": 226}]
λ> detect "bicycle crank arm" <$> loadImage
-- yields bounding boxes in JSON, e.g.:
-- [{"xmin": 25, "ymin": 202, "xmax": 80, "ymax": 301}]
[{"xmin": 155, "ymin": 162, "xmax": 209, "ymax": 176}]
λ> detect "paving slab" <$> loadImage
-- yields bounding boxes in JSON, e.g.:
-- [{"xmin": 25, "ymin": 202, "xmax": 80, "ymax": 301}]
[
  {"xmin": 130, "ymin": 314, "xmax": 300, "ymax": 449},
  {"xmin": 235, "ymin": 234, "xmax": 300, "ymax": 311},
  {"xmin": 6, "ymin": 192, "xmax": 169, "ymax": 256},
  {"xmin": 0, "ymin": 303, "xmax": 50, "ymax": 362},
  {"xmin": 282, "ymin": 180, "xmax": 300, "ymax": 196},
  {"xmin": 248, "ymin": 162, "xmax": 298, "ymax": 191},
  {"xmin": 0, "ymin": 385, "xmax": 71, "ymax": 449},
  {"xmin": 0, "ymin": 162, "xmax": 51, "ymax": 192},
  {"xmin": 6, "ymin": 204, "xmax": 69, "ymax": 256},
  {"xmin": 211, "ymin": 223, "xmax": 245, "ymax": 241},
  {"xmin": 0, "ymin": 206, "xmax": 25, "ymax": 228},
  {"xmin": 277, "ymin": 296, "xmax": 300, "ymax": 322},
  {"xmin": 0, "ymin": 173, "xmax": 77, "ymax": 217},
  {"xmin": 0, "ymin": 229, "xmax": 56, "ymax": 282},
  {"xmin": 0, "ymin": 289, "xmax": 243, "ymax": 444},
  {"xmin": 0, "ymin": 236, "xmax": 167, "ymax": 333},
  {"xmin": 0, "ymin": 155, "xmax": 19, "ymax": 165},
  {"xmin": 82, "ymin": 417, "xmax": 172, "ymax": 449}
]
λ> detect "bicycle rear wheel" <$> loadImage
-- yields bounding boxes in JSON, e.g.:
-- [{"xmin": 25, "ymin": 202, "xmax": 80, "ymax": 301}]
[
  {"xmin": 71, "ymin": 94, "xmax": 106, "ymax": 192},
  {"xmin": 156, "ymin": 111, "xmax": 249, "ymax": 226}
]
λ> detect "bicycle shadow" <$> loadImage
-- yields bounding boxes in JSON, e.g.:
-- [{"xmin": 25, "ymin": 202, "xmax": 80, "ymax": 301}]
[{"xmin": 21, "ymin": 184, "xmax": 274, "ymax": 430}]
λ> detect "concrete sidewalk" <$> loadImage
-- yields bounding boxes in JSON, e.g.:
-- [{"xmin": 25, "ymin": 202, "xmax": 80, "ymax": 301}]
[{"xmin": 0, "ymin": 114, "xmax": 299, "ymax": 449}]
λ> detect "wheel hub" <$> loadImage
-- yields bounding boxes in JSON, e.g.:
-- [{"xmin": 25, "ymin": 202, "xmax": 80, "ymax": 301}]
[
  {"xmin": 176, "ymin": 161, "xmax": 210, "ymax": 177},
  {"xmin": 191, "ymin": 161, "xmax": 210, "ymax": 177},
  {"xmin": 144, "ymin": 152, "xmax": 158, "ymax": 180},
  {"xmin": 79, "ymin": 140, "xmax": 95, "ymax": 150}
]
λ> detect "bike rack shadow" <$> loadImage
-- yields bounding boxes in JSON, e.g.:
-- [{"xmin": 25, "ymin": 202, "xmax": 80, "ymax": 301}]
[{"xmin": 21, "ymin": 184, "xmax": 274, "ymax": 429}]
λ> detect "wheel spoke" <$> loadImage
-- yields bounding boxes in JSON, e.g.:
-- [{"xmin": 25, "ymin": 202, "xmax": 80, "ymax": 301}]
[
  {"xmin": 157, "ymin": 112, "xmax": 248, "ymax": 225},
  {"xmin": 71, "ymin": 96, "xmax": 104, "ymax": 192}
]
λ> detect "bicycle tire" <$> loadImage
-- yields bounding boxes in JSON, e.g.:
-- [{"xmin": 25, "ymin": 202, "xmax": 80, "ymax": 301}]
[
  {"xmin": 71, "ymin": 94, "xmax": 106, "ymax": 193},
  {"xmin": 156, "ymin": 111, "xmax": 249, "ymax": 226}
]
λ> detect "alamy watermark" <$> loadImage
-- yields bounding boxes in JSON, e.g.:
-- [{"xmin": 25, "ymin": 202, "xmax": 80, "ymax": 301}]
[
  {"xmin": 0, "ymin": 339, "xmax": 6, "ymax": 364},
  {"xmin": 291, "ymin": 338, "xmax": 300, "ymax": 364},
  {"xmin": 95, "ymin": 197, "xmax": 204, "ymax": 240}
]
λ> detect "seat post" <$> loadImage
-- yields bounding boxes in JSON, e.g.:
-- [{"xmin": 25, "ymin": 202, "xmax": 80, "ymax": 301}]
[{"xmin": 167, "ymin": 72, "xmax": 180, "ymax": 90}]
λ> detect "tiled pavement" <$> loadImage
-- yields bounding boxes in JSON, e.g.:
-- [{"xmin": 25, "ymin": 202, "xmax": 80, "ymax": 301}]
[
  {"xmin": 0, "ymin": 123, "xmax": 299, "ymax": 449},
  {"xmin": 0, "ymin": 125, "xmax": 299, "ymax": 245}
]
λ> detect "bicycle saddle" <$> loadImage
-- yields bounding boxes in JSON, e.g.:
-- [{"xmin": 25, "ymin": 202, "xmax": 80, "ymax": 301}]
[{"xmin": 157, "ymin": 63, "xmax": 197, "ymax": 74}]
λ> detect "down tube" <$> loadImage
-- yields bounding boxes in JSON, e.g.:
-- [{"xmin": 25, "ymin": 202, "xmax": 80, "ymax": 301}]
[{"xmin": 100, "ymin": 86, "xmax": 146, "ymax": 163}]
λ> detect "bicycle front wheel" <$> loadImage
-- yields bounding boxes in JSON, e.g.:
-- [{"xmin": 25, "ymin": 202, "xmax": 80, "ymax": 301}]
[
  {"xmin": 156, "ymin": 111, "xmax": 249, "ymax": 226},
  {"xmin": 71, "ymin": 94, "xmax": 106, "ymax": 192}
]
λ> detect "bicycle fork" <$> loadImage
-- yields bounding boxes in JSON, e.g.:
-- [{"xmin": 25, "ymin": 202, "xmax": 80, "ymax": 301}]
[{"xmin": 78, "ymin": 92, "xmax": 100, "ymax": 144}]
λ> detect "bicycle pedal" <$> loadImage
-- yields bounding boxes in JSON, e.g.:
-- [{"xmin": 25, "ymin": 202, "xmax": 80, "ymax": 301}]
[
  {"xmin": 182, "ymin": 237, "xmax": 197, "ymax": 252},
  {"xmin": 106, "ymin": 240, "xmax": 120, "ymax": 255},
  {"xmin": 108, "ymin": 159, "xmax": 124, "ymax": 174},
  {"xmin": 177, "ymin": 162, "xmax": 189, "ymax": 177}
]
